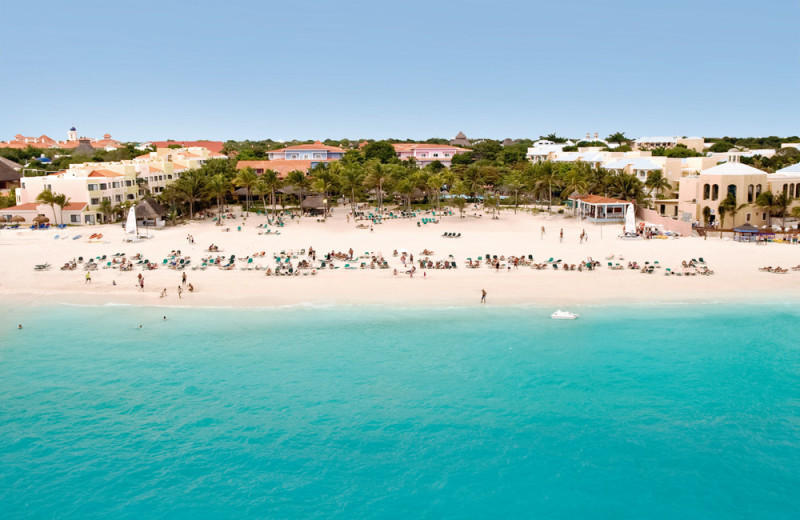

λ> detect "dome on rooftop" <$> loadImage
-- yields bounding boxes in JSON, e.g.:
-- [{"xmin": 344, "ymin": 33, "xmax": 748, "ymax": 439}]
[{"xmin": 69, "ymin": 126, "xmax": 76, "ymax": 131}]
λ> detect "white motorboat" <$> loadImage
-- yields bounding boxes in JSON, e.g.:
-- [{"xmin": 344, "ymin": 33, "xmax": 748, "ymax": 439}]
[{"xmin": 551, "ymin": 310, "xmax": 579, "ymax": 320}]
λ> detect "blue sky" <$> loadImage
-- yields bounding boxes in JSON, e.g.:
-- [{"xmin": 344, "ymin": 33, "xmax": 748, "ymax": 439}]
[{"xmin": 1, "ymin": 0, "xmax": 798, "ymax": 142}]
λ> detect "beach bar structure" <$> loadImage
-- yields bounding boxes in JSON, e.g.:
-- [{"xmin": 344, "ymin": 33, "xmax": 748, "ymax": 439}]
[
  {"xmin": 569, "ymin": 195, "xmax": 631, "ymax": 222},
  {"xmin": 733, "ymin": 224, "xmax": 759, "ymax": 242}
]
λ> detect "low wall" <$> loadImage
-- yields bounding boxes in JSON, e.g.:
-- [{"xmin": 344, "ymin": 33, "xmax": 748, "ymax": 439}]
[{"xmin": 636, "ymin": 207, "xmax": 693, "ymax": 236}]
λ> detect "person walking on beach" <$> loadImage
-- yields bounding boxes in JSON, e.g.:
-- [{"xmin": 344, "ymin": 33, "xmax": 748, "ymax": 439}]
[
  {"xmin": 177, "ymin": 286, "xmax": 183, "ymax": 299},
  {"xmin": 560, "ymin": 228, "xmax": 564, "ymax": 243},
  {"xmin": 540, "ymin": 226, "xmax": 545, "ymax": 239},
  {"xmin": 182, "ymin": 272, "xmax": 187, "ymax": 285},
  {"xmin": 139, "ymin": 277, "xmax": 144, "ymax": 291},
  {"xmin": 160, "ymin": 288, "xmax": 167, "ymax": 298},
  {"xmin": 481, "ymin": 289, "xmax": 487, "ymax": 304},
  {"xmin": 85, "ymin": 272, "xmax": 91, "ymax": 284}
]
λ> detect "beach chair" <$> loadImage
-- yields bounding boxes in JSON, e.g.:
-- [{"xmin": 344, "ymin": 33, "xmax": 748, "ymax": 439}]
[
  {"xmin": 546, "ymin": 257, "xmax": 554, "ymax": 263},
  {"xmin": 698, "ymin": 257, "xmax": 706, "ymax": 264}
]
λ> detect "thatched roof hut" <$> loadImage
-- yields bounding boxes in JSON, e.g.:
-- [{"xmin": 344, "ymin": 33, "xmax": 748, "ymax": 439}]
[
  {"xmin": 135, "ymin": 198, "xmax": 166, "ymax": 220},
  {"xmin": 300, "ymin": 195, "xmax": 325, "ymax": 210}
]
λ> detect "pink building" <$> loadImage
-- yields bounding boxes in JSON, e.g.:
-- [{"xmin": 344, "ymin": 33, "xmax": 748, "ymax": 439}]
[{"xmin": 392, "ymin": 143, "xmax": 470, "ymax": 167}]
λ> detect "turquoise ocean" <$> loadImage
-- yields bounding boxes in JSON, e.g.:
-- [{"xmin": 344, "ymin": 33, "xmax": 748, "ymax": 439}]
[{"xmin": 1, "ymin": 303, "xmax": 798, "ymax": 519}]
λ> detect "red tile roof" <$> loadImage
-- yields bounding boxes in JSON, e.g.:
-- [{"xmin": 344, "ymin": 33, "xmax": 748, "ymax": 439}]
[
  {"xmin": 1, "ymin": 201, "xmax": 87, "ymax": 212},
  {"xmin": 570, "ymin": 194, "xmax": 631, "ymax": 205},
  {"xmin": 393, "ymin": 143, "xmax": 470, "ymax": 152},
  {"xmin": 151, "ymin": 141, "xmax": 225, "ymax": 154},
  {"xmin": 269, "ymin": 141, "xmax": 345, "ymax": 154},
  {"xmin": 236, "ymin": 159, "xmax": 331, "ymax": 178},
  {"xmin": 88, "ymin": 169, "xmax": 123, "ymax": 177}
]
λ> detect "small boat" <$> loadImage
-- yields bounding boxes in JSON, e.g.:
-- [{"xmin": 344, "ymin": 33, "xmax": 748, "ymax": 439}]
[{"xmin": 551, "ymin": 310, "xmax": 579, "ymax": 320}]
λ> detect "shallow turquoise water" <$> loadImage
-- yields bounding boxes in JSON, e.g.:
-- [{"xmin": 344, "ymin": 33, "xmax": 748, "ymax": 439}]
[{"xmin": 1, "ymin": 303, "xmax": 798, "ymax": 519}]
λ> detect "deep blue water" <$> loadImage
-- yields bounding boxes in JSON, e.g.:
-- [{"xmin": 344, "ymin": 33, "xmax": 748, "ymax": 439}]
[{"xmin": 1, "ymin": 303, "xmax": 799, "ymax": 519}]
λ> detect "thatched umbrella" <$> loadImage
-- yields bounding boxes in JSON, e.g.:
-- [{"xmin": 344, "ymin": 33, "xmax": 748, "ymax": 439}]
[
  {"xmin": 33, "ymin": 215, "xmax": 50, "ymax": 224},
  {"xmin": 10, "ymin": 215, "xmax": 26, "ymax": 223}
]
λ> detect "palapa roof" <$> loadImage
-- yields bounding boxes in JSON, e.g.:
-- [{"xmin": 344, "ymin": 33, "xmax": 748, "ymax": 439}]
[
  {"xmin": 300, "ymin": 195, "xmax": 325, "ymax": 209},
  {"xmin": 0, "ymin": 157, "xmax": 22, "ymax": 182},
  {"xmin": 135, "ymin": 198, "xmax": 166, "ymax": 219}
]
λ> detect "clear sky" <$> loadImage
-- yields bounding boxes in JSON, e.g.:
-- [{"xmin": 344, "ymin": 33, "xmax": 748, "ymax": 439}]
[{"xmin": 1, "ymin": 0, "xmax": 798, "ymax": 142}]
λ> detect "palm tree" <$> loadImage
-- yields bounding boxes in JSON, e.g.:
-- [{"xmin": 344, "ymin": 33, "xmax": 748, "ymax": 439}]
[
  {"xmin": 174, "ymin": 169, "xmax": 208, "ymax": 219},
  {"xmin": 755, "ymin": 191, "xmax": 777, "ymax": 227},
  {"xmin": 233, "ymin": 167, "xmax": 258, "ymax": 213},
  {"xmin": 427, "ymin": 173, "xmax": 445, "ymax": 212},
  {"xmin": 561, "ymin": 168, "xmax": 589, "ymax": 215},
  {"xmin": 54, "ymin": 193, "xmax": 71, "ymax": 226},
  {"xmin": 260, "ymin": 169, "xmax": 283, "ymax": 219},
  {"xmin": 645, "ymin": 170, "xmax": 672, "ymax": 199},
  {"xmin": 450, "ymin": 181, "xmax": 469, "ymax": 217},
  {"xmin": 607, "ymin": 172, "xmax": 647, "ymax": 206},
  {"xmin": 364, "ymin": 160, "xmax": 392, "ymax": 214},
  {"xmin": 35, "ymin": 189, "xmax": 58, "ymax": 225},
  {"xmin": 252, "ymin": 178, "xmax": 270, "ymax": 216},
  {"xmin": 206, "ymin": 174, "xmax": 229, "ymax": 225},
  {"xmin": 775, "ymin": 192, "xmax": 793, "ymax": 227},
  {"xmin": 718, "ymin": 192, "xmax": 747, "ymax": 237},
  {"xmin": 533, "ymin": 161, "xmax": 561, "ymax": 212},
  {"xmin": 338, "ymin": 164, "xmax": 365, "ymax": 217},
  {"xmin": 501, "ymin": 171, "xmax": 526, "ymax": 214},
  {"xmin": 98, "ymin": 198, "xmax": 114, "ymax": 223}
]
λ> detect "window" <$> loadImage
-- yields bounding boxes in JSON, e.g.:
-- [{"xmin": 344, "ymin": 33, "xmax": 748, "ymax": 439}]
[
  {"xmin": 712, "ymin": 184, "xmax": 719, "ymax": 201},
  {"xmin": 168, "ymin": 175, "xmax": 173, "ymax": 180},
  {"xmin": 796, "ymin": 184, "xmax": 800, "ymax": 197},
  {"xmin": 747, "ymin": 184, "xmax": 754, "ymax": 203},
  {"xmin": 88, "ymin": 184, "xmax": 98, "ymax": 191},
  {"xmin": 90, "ymin": 198, "xmax": 99, "ymax": 205},
  {"xmin": 419, "ymin": 153, "xmax": 427, "ymax": 157},
  {"xmin": 125, "ymin": 180, "xmax": 133, "ymax": 187},
  {"xmin": 444, "ymin": 153, "xmax": 450, "ymax": 157},
  {"xmin": 783, "ymin": 184, "xmax": 789, "ymax": 195},
  {"xmin": 112, "ymin": 182, "xmax": 121, "ymax": 188},
  {"xmin": 727, "ymin": 184, "xmax": 736, "ymax": 199},
  {"xmin": 746, "ymin": 213, "xmax": 751, "ymax": 222},
  {"xmin": 433, "ymin": 153, "xmax": 439, "ymax": 157},
  {"xmin": 703, "ymin": 184, "xmax": 710, "ymax": 200},
  {"xmin": 115, "ymin": 195, "xmax": 122, "ymax": 202},
  {"xmin": 70, "ymin": 215, "xmax": 80, "ymax": 223},
  {"xmin": 756, "ymin": 184, "xmax": 762, "ymax": 197},
  {"xmin": 763, "ymin": 213, "xmax": 767, "ymax": 220},
  {"xmin": 127, "ymin": 194, "xmax": 135, "ymax": 200}
]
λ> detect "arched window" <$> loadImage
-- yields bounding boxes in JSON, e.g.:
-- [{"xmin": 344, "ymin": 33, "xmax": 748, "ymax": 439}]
[
  {"xmin": 790, "ymin": 184, "xmax": 795, "ymax": 197},
  {"xmin": 796, "ymin": 184, "xmax": 800, "ymax": 197},
  {"xmin": 727, "ymin": 184, "xmax": 737, "ymax": 200},
  {"xmin": 747, "ymin": 184, "xmax": 754, "ymax": 203},
  {"xmin": 783, "ymin": 184, "xmax": 789, "ymax": 196},
  {"xmin": 756, "ymin": 184, "xmax": 762, "ymax": 197},
  {"xmin": 712, "ymin": 184, "xmax": 719, "ymax": 201},
  {"xmin": 703, "ymin": 183, "xmax": 710, "ymax": 200}
]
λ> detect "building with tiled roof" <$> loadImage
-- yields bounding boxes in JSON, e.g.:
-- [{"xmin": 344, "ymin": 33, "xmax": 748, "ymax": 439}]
[
  {"xmin": 0, "ymin": 127, "xmax": 122, "ymax": 151},
  {"xmin": 0, "ymin": 157, "xmax": 22, "ymax": 190},
  {"xmin": 235, "ymin": 159, "xmax": 334, "ymax": 178},
  {"xmin": 151, "ymin": 140, "xmax": 225, "ymax": 154},
  {"xmin": 7, "ymin": 145, "xmax": 216, "ymax": 225},
  {"xmin": 392, "ymin": 143, "xmax": 470, "ymax": 168},
  {"xmin": 267, "ymin": 141, "xmax": 345, "ymax": 161}
]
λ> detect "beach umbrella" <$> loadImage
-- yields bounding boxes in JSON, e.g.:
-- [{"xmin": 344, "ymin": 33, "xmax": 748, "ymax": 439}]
[
  {"xmin": 33, "ymin": 215, "xmax": 50, "ymax": 223},
  {"xmin": 10, "ymin": 215, "xmax": 26, "ymax": 223}
]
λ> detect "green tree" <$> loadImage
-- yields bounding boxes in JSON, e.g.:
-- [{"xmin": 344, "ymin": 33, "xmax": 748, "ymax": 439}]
[
  {"xmin": 774, "ymin": 192, "xmax": 793, "ymax": 227},
  {"xmin": 35, "ymin": 189, "xmax": 58, "ymax": 225},
  {"xmin": 339, "ymin": 163, "xmax": 366, "ymax": 216},
  {"xmin": 607, "ymin": 172, "xmax": 647, "ymax": 206},
  {"xmin": 98, "ymin": 198, "xmax": 114, "ymax": 223},
  {"xmin": 449, "ymin": 181, "xmax": 468, "ymax": 218},
  {"xmin": 362, "ymin": 141, "xmax": 397, "ymax": 163},
  {"xmin": 206, "ymin": 174, "xmax": 230, "ymax": 224},
  {"xmin": 56, "ymin": 194, "xmax": 71, "ymax": 218},
  {"xmin": 233, "ymin": 167, "xmax": 258, "ymax": 213},
  {"xmin": 260, "ymin": 169, "xmax": 283, "ymax": 218},
  {"xmin": 606, "ymin": 132, "xmax": 629, "ymax": 143},
  {"xmin": 502, "ymin": 171, "xmax": 526, "ymax": 214},
  {"xmin": 174, "ymin": 169, "xmax": 208, "ymax": 219},
  {"xmin": 645, "ymin": 170, "xmax": 672, "ymax": 199},
  {"xmin": 755, "ymin": 191, "xmax": 777, "ymax": 227},
  {"xmin": 364, "ymin": 160, "xmax": 393, "ymax": 214}
]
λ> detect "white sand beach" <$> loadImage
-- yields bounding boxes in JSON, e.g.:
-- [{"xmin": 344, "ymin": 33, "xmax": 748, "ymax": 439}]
[{"xmin": 2, "ymin": 207, "xmax": 799, "ymax": 308}]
